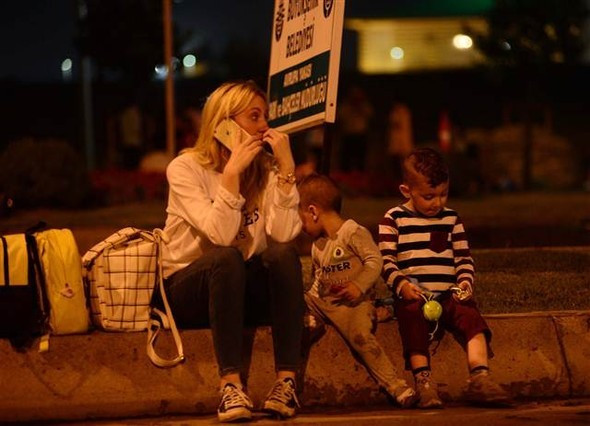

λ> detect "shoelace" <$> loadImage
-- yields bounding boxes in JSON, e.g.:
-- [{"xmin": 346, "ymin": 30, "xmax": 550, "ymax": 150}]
[
  {"xmin": 267, "ymin": 380, "xmax": 300, "ymax": 407},
  {"xmin": 221, "ymin": 384, "xmax": 251, "ymax": 409}
]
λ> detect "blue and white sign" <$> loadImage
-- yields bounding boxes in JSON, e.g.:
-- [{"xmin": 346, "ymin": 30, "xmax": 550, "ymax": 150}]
[{"xmin": 268, "ymin": 0, "xmax": 345, "ymax": 133}]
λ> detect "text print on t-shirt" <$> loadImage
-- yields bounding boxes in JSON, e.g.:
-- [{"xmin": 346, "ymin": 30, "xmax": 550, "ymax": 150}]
[{"xmin": 236, "ymin": 207, "xmax": 260, "ymax": 240}]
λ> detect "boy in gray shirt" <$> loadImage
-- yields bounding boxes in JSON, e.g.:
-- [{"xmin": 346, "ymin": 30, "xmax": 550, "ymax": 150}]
[{"xmin": 298, "ymin": 174, "xmax": 417, "ymax": 408}]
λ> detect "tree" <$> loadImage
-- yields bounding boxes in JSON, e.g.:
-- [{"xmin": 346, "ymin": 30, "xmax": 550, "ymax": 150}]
[
  {"xmin": 468, "ymin": 0, "xmax": 588, "ymax": 189},
  {"xmin": 75, "ymin": 0, "xmax": 189, "ymax": 83}
]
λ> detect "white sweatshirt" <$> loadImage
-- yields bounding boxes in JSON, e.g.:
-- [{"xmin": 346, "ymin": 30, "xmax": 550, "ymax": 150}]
[{"xmin": 161, "ymin": 153, "xmax": 302, "ymax": 278}]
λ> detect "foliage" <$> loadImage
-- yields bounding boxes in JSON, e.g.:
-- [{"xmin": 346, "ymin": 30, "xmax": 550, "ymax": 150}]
[
  {"xmin": 470, "ymin": 0, "xmax": 588, "ymax": 69},
  {"xmin": 0, "ymin": 139, "xmax": 90, "ymax": 209},
  {"xmin": 89, "ymin": 169, "xmax": 168, "ymax": 205},
  {"xmin": 75, "ymin": 0, "xmax": 190, "ymax": 82},
  {"xmin": 467, "ymin": 0, "xmax": 589, "ymax": 190}
]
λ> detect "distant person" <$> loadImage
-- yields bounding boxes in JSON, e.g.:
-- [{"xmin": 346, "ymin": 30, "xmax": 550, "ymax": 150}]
[
  {"xmin": 378, "ymin": 148, "xmax": 511, "ymax": 408},
  {"xmin": 118, "ymin": 103, "xmax": 146, "ymax": 169},
  {"xmin": 158, "ymin": 80, "xmax": 304, "ymax": 422},
  {"xmin": 176, "ymin": 106, "xmax": 202, "ymax": 152},
  {"xmin": 337, "ymin": 86, "xmax": 373, "ymax": 172},
  {"xmin": 387, "ymin": 103, "xmax": 414, "ymax": 183},
  {"xmin": 298, "ymin": 173, "xmax": 419, "ymax": 408}
]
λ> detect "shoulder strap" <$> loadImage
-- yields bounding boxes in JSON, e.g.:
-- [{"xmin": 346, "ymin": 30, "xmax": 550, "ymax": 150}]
[
  {"xmin": 146, "ymin": 228, "xmax": 184, "ymax": 368},
  {"xmin": 82, "ymin": 227, "xmax": 150, "ymax": 267},
  {"xmin": 25, "ymin": 234, "xmax": 51, "ymax": 352}
]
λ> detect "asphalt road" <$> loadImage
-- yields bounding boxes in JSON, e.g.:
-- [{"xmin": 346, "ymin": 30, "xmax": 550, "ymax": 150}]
[{"xmin": 55, "ymin": 399, "xmax": 590, "ymax": 426}]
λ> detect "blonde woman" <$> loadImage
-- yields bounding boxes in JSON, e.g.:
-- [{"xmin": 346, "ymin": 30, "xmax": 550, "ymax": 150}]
[{"xmin": 159, "ymin": 81, "xmax": 304, "ymax": 422}]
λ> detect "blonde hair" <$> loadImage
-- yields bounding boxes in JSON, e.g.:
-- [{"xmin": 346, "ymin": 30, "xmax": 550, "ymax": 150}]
[{"xmin": 183, "ymin": 80, "xmax": 272, "ymax": 207}]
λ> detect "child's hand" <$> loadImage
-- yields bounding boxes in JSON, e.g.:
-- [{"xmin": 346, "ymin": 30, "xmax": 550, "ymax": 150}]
[
  {"xmin": 375, "ymin": 306, "xmax": 393, "ymax": 322},
  {"xmin": 399, "ymin": 281, "xmax": 424, "ymax": 301},
  {"xmin": 333, "ymin": 281, "xmax": 363, "ymax": 302},
  {"xmin": 453, "ymin": 281, "xmax": 473, "ymax": 302}
]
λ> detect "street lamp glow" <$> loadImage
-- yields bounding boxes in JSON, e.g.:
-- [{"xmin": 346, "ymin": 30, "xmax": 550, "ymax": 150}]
[
  {"xmin": 390, "ymin": 46, "xmax": 404, "ymax": 60},
  {"xmin": 61, "ymin": 58, "xmax": 73, "ymax": 72},
  {"xmin": 183, "ymin": 54, "xmax": 196, "ymax": 68},
  {"xmin": 154, "ymin": 64, "xmax": 168, "ymax": 79},
  {"xmin": 453, "ymin": 34, "xmax": 473, "ymax": 50}
]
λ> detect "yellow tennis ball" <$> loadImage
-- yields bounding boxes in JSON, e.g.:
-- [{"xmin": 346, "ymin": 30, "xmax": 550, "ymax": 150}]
[{"xmin": 422, "ymin": 300, "xmax": 443, "ymax": 321}]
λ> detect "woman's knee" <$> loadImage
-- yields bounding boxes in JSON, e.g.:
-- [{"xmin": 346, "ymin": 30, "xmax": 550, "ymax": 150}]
[
  {"xmin": 210, "ymin": 246, "xmax": 243, "ymax": 268},
  {"xmin": 262, "ymin": 242, "xmax": 299, "ymax": 266},
  {"xmin": 208, "ymin": 247, "xmax": 246, "ymax": 292}
]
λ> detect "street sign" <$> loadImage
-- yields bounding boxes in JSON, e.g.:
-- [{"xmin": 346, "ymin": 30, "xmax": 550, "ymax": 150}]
[{"xmin": 267, "ymin": 0, "xmax": 345, "ymax": 134}]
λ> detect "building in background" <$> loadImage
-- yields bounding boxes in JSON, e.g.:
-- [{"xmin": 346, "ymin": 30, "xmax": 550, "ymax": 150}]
[
  {"xmin": 346, "ymin": 17, "xmax": 486, "ymax": 74},
  {"xmin": 344, "ymin": 0, "xmax": 590, "ymax": 74}
]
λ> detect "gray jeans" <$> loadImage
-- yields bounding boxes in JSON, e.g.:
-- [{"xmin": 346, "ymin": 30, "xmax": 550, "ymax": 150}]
[{"xmin": 161, "ymin": 243, "xmax": 304, "ymax": 376}]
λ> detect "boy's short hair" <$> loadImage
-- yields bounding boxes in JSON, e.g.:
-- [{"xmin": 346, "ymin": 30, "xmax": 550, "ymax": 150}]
[
  {"xmin": 297, "ymin": 173, "xmax": 342, "ymax": 213},
  {"xmin": 402, "ymin": 148, "xmax": 449, "ymax": 187}
]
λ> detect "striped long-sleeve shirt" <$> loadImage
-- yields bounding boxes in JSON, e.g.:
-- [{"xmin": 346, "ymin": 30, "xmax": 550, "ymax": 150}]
[{"xmin": 378, "ymin": 205, "xmax": 474, "ymax": 295}]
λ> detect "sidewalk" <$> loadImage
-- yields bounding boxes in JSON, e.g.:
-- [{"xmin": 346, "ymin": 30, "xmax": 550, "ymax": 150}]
[{"xmin": 1, "ymin": 310, "xmax": 589, "ymax": 423}]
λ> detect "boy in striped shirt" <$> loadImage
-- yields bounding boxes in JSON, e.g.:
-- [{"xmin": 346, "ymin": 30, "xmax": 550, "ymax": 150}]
[{"xmin": 378, "ymin": 148, "xmax": 510, "ymax": 408}]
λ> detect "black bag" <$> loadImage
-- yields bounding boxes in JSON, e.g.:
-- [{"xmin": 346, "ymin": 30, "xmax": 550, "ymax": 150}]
[{"xmin": 0, "ymin": 232, "xmax": 49, "ymax": 350}]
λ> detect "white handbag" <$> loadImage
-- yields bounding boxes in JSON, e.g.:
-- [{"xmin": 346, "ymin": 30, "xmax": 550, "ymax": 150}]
[{"xmin": 82, "ymin": 227, "xmax": 184, "ymax": 367}]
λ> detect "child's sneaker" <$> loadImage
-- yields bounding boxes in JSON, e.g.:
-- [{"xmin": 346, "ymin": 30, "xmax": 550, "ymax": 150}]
[
  {"xmin": 415, "ymin": 371, "xmax": 443, "ymax": 409},
  {"xmin": 465, "ymin": 371, "xmax": 512, "ymax": 407},
  {"xmin": 262, "ymin": 377, "xmax": 300, "ymax": 418},
  {"xmin": 217, "ymin": 382, "xmax": 253, "ymax": 423},
  {"xmin": 388, "ymin": 381, "xmax": 419, "ymax": 408}
]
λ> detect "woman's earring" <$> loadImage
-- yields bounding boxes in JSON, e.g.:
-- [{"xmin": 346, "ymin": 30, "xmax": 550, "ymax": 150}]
[{"xmin": 312, "ymin": 215, "xmax": 318, "ymax": 222}]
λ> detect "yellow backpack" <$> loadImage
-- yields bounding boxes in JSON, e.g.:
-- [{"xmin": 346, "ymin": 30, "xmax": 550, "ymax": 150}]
[{"xmin": 35, "ymin": 229, "xmax": 89, "ymax": 342}]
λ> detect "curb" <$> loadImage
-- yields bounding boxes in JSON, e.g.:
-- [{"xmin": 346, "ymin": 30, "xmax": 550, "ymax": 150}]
[{"xmin": 1, "ymin": 311, "xmax": 589, "ymax": 422}]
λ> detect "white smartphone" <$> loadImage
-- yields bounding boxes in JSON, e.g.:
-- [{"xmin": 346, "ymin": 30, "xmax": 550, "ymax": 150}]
[
  {"xmin": 213, "ymin": 118, "xmax": 250, "ymax": 151},
  {"xmin": 214, "ymin": 118, "xmax": 274, "ymax": 155}
]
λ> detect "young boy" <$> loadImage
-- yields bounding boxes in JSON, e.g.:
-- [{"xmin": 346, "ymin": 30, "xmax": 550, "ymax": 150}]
[
  {"xmin": 378, "ymin": 147, "xmax": 510, "ymax": 408},
  {"xmin": 298, "ymin": 173, "xmax": 418, "ymax": 408}
]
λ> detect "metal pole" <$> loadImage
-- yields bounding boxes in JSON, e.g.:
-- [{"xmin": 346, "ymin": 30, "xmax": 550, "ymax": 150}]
[
  {"xmin": 78, "ymin": 0, "xmax": 95, "ymax": 170},
  {"xmin": 81, "ymin": 56, "xmax": 95, "ymax": 170},
  {"xmin": 163, "ymin": 0, "xmax": 176, "ymax": 157},
  {"xmin": 320, "ymin": 123, "xmax": 335, "ymax": 175}
]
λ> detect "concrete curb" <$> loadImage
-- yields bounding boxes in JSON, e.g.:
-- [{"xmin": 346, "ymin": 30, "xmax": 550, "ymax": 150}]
[{"xmin": 1, "ymin": 311, "xmax": 589, "ymax": 423}]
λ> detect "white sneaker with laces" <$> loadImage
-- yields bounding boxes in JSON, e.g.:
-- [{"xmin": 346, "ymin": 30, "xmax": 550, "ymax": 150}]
[
  {"xmin": 262, "ymin": 377, "xmax": 300, "ymax": 418},
  {"xmin": 217, "ymin": 382, "xmax": 253, "ymax": 423}
]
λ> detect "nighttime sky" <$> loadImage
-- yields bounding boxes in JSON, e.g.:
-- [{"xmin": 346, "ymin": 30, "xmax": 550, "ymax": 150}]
[
  {"xmin": 1, "ymin": 1, "xmax": 77, "ymax": 82},
  {"xmin": 1, "ymin": 0, "xmax": 493, "ymax": 82},
  {"xmin": 0, "ymin": 0, "xmax": 276, "ymax": 82}
]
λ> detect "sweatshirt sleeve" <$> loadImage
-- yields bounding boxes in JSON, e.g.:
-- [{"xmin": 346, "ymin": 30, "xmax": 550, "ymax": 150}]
[
  {"xmin": 378, "ymin": 210, "xmax": 407, "ymax": 293},
  {"xmin": 166, "ymin": 156, "xmax": 245, "ymax": 246},
  {"xmin": 452, "ymin": 213, "xmax": 475, "ymax": 286},
  {"xmin": 348, "ymin": 225, "xmax": 383, "ymax": 294},
  {"xmin": 263, "ymin": 171, "xmax": 302, "ymax": 242}
]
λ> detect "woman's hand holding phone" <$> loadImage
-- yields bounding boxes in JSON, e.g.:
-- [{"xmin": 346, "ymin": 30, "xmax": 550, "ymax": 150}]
[{"xmin": 224, "ymin": 132, "xmax": 263, "ymax": 176}]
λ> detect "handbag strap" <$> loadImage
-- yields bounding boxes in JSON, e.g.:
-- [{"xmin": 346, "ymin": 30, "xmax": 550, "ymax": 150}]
[
  {"xmin": 82, "ymin": 227, "xmax": 153, "ymax": 267},
  {"xmin": 146, "ymin": 229, "xmax": 185, "ymax": 368}
]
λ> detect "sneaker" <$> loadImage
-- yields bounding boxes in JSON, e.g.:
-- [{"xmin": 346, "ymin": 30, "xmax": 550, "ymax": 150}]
[
  {"xmin": 262, "ymin": 377, "xmax": 300, "ymax": 418},
  {"xmin": 415, "ymin": 371, "xmax": 443, "ymax": 409},
  {"xmin": 217, "ymin": 382, "xmax": 253, "ymax": 423},
  {"xmin": 465, "ymin": 372, "xmax": 512, "ymax": 407},
  {"xmin": 389, "ymin": 381, "xmax": 419, "ymax": 408}
]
